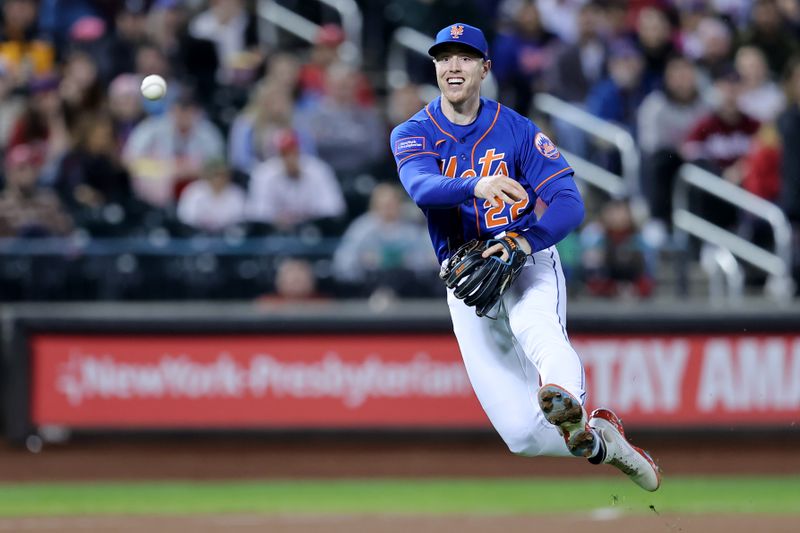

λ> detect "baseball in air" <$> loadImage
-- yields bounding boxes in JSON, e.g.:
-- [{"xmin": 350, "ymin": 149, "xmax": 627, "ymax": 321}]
[{"xmin": 140, "ymin": 74, "xmax": 167, "ymax": 100}]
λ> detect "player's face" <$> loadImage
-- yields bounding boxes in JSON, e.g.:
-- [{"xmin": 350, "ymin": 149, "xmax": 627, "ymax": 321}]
[{"xmin": 433, "ymin": 45, "xmax": 489, "ymax": 105}]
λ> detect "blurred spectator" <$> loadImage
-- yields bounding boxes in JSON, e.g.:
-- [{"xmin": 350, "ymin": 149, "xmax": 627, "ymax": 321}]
[
  {"xmin": 545, "ymin": 2, "xmax": 607, "ymax": 157},
  {"xmin": 122, "ymin": 88, "xmax": 225, "ymax": 208},
  {"xmin": 580, "ymin": 198, "xmax": 654, "ymax": 299},
  {"xmin": 637, "ymin": 55, "xmax": 708, "ymax": 223},
  {"xmin": 777, "ymin": 57, "xmax": 800, "ymax": 225},
  {"xmin": 262, "ymin": 258, "xmax": 326, "ymax": 303},
  {"xmin": 586, "ymin": 39, "xmax": 649, "ymax": 135},
  {"xmin": 0, "ymin": 62, "xmax": 26, "ymax": 148},
  {"xmin": 59, "ymin": 48, "xmax": 105, "ymax": 126},
  {"xmin": 547, "ymin": 2, "xmax": 607, "ymax": 105},
  {"xmin": 108, "ymin": 73, "xmax": 145, "ymax": 148},
  {"xmin": 0, "ymin": 143, "xmax": 72, "ymax": 237},
  {"xmin": 297, "ymin": 63, "xmax": 385, "ymax": 179},
  {"xmin": 246, "ymin": 129, "xmax": 345, "ymax": 230},
  {"xmin": 332, "ymin": 183, "xmax": 436, "ymax": 289},
  {"xmin": 738, "ymin": 0, "xmax": 799, "ymax": 77},
  {"xmin": 263, "ymin": 51, "xmax": 301, "ymax": 95},
  {"xmin": 148, "ymin": 0, "xmax": 220, "ymax": 113},
  {"xmin": 778, "ymin": 0, "xmax": 800, "ymax": 36},
  {"xmin": 531, "ymin": 0, "xmax": 587, "ymax": 44},
  {"xmin": 734, "ymin": 45, "xmax": 786, "ymax": 122},
  {"xmin": 387, "ymin": 83, "xmax": 425, "ymax": 127},
  {"xmin": 681, "ymin": 68, "xmax": 760, "ymax": 229},
  {"xmin": 491, "ymin": 0, "xmax": 562, "ymax": 111},
  {"xmin": 54, "ymin": 112, "xmax": 132, "ymax": 213},
  {"xmin": 228, "ymin": 80, "xmax": 314, "ymax": 175},
  {"xmin": 741, "ymin": 123, "xmax": 782, "ymax": 202},
  {"xmin": 690, "ymin": 15, "xmax": 735, "ymax": 85},
  {"xmin": 188, "ymin": 0, "xmax": 262, "ymax": 87},
  {"xmin": 8, "ymin": 74, "xmax": 70, "ymax": 183},
  {"xmin": 133, "ymin": 42, "xmax": 175, "ymax": 116},
  {"xmin": 107, "ymin": 0, "xmax": 149, "ymax": 80},
  {"xmin": 297, "ymin": 23, "xmax": 375, "ymax": 108},
  {"xmin": 177, "ymin": 159, "xmax": 245, "ymax": 233},
  {"xmin": 0, "ymin": 0, "xmax": 55, "ymax": 90},
  {"xmin": 634, "ymin": 5, "xmax": 677, "ymax": 91}
]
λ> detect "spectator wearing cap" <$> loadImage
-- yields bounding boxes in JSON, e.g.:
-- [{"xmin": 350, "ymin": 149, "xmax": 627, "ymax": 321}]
[
  {"xmin": 297, "ymin": 23, "xmax": 375, "ymax": 108},
  {"xmin": 246, "ymin": 129, "xmax": 345, "ymax": 230},
  {"xmin": 295, "ymin": 62, "xmax": 385, "ymax": 180},
  {"xmin": 681, "ymin": 68, "xmax": 761, "ymax": 230},
  {"xmin": 228, "ymin": 79, "xmax": 315, "ymax": 175},
  {"xmin": 0, "ymin": 143, "xmax": 72, "ymax": 237},
  {"xmin": 8, "ymin": 74, "xmax": 70, "ymax": 184},
  {"xmin": 586, "ymin": 39, "xmax": 651, "ymax": 136},
  {"xmin": 0, "ymin": 0, "xmax": 55, "ymax": 90},
  {"xmin": 122, "ymin": 88, "xmax": 225, "ymax": 208},
  {"xmin": 54, "ymin": 112, "xmax": 132, "ymax": 214},
  {"xmin": 637, "ymin": 55, "xmax": 708, "ymax": 224},
  {"xmin": 188, "ymin": 0, "xmax": 262, "ymax": 87},
  {"xmin": 491, "ymin": 0, "xmax": 562, "ymax": 112},
  {"xmin": 177, "ymin": 159, "xmax": 245, "ymax": 233}
]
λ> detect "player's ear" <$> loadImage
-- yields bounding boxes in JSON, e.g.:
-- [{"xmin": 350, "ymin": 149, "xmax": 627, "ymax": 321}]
[{"xmin": 482, "ymin": 59, "xmax": 491, "ymax": 79}]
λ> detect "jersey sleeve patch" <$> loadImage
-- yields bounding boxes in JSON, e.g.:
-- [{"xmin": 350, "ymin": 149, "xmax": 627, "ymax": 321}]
[
  {"xmin": 394, "ymin": 136, "xmax": 426, "ymax": 156},
  {"xmin": 534, "ymin": 132, "xmax": 560, "ymax": 159}
]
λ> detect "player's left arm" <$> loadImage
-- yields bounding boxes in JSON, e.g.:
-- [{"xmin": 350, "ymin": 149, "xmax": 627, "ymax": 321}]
[
  {"xmin": 482, "ymin": 178, "xmax": 584, "ymax": 259},
  {"xmin": 483, "ymin": 121, "xmax": 585, "ymax": 259}
]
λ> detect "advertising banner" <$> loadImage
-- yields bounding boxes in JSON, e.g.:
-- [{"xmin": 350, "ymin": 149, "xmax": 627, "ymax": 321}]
[{"xmin": 30, "ymin": 333, "xmax": 800, "ymax": 429}]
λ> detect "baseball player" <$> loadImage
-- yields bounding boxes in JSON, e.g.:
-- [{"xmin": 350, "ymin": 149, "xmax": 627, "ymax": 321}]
[{"xmin": 390, "ymin": 23, "xmax": 660, "ymax": 491}]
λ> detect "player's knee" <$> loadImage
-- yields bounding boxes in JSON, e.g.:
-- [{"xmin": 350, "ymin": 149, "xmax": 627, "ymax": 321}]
[{"xmin": 501, "ymin": 431, "xmax": 544, "ymax": 457}]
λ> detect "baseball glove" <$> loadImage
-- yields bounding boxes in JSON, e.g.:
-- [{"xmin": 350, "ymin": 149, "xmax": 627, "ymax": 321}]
[{"xmin": 440, "ymin": 235, "xmax": 528, "ymax": 318}]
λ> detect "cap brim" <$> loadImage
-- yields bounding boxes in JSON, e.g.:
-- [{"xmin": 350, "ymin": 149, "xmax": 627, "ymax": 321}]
[{"xmin": 428, "ymin": 41, "xmax": 487, "ymax": 60}]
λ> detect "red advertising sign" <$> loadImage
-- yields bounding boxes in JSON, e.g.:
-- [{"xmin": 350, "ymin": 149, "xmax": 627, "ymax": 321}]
[
  {"xmin": 30, "ymin": 333, "xmax": 800, "ymax": 429},
  {"xmin": 30, "ymin": 334, "xmax": 484, "ymax": 429}
]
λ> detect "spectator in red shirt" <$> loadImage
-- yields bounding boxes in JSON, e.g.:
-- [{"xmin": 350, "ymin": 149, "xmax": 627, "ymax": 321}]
[{"xmin": 681, "ymin": 68, "xmax": 761, "ymax": 229}]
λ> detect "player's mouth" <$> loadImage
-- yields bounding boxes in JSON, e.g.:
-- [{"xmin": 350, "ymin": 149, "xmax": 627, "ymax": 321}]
[{"xmin": 446, "ymin": 77, "xmax": 465, "ymax": 86}]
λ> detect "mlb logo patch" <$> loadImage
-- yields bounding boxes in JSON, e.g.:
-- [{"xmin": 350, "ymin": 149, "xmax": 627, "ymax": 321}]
[
  {"xmin": 535, "ymin": 132, "xmax": 560, "ymax": 159},
  {"xmin": 394, "ymin": 136, "xmax": 426, "ymax": 155}
]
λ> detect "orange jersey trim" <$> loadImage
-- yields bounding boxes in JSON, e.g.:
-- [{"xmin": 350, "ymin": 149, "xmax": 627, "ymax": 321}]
[
  {"xmin": 425, "ymin": 105, "xmax": 459, "ymax": 144},
  {"xmin": 533, "ymin": 166, "xmax": 573, "ymax": 192},
  {"xmin": 435, "ymin": 139, "xmax": 447, "ymax": 148},
  {"xmin": 398, "ymin": 151, "xmax": 440, "ymax": 165}
]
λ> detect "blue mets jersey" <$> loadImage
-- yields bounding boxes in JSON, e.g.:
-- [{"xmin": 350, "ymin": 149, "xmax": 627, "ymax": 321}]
[{"xmin": 390, "ymin": 96, "xmax": 582, "ymax": 262}]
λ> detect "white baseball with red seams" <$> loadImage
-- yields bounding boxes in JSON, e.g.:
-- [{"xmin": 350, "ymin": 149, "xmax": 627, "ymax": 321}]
[{"xmin": 140, "ymin": 74, "xmax": 167, "ymax": 100}]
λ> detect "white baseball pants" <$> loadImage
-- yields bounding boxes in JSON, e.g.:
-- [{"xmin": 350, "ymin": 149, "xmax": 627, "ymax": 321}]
[{"xmin": 447, "ymin": 246, "xmax": 586, "ymax": 457}]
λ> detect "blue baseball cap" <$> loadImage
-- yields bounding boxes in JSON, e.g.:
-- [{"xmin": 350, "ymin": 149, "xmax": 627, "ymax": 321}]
[{"xmin": 428, "ymin": 23, "xmax": 489, "ymax": 61}]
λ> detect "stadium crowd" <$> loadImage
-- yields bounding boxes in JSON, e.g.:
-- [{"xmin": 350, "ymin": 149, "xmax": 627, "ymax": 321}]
[{"xmin": 0, "ymin": 0, "xmax": 798, "ymax": 302}]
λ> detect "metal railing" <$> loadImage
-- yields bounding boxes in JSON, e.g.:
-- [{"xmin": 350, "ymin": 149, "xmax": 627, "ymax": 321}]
[
  {"xmin": 257, "ymin": 0, "xmax": 363, "ymax": 65},
  {"xmin": 386, "ymin": 26, "xmax": 498, "ymax": 101},
  {"xmin": 672, "ymin": 163, "xmax": 794, "ymax": 302},
  {"xmin": 700, "ymin": 243, "xmax": 744, "ymax": 304},
  {"xmin": 531, "ymin": 93, "xmax": 640, "ymax": 197},
  {"xmin": 560, "ymin": 148, "xmax": 626, "ymax": 198}
]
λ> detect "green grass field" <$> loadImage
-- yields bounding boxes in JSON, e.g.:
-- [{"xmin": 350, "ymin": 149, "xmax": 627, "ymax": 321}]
[{"xmin": 0, "ymin": 477, "xmax": 798, "ymax": 517}]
